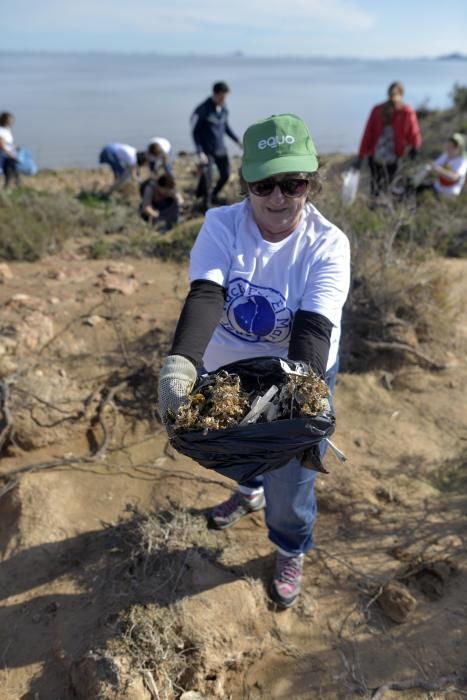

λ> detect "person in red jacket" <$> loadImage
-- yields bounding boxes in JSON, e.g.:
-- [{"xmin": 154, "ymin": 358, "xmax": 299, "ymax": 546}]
[{"xmin": 354, "ymin": 81, "xmax": 422, "ymax": 196}]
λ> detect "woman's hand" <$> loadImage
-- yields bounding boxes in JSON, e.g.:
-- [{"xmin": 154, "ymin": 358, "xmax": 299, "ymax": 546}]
[{"xmin": 158, "ymin": 355, "xmax": 197, "ymax": 422}]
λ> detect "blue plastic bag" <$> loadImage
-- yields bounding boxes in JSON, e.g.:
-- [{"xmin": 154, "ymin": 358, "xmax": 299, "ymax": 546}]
[{"xmin": 15, "ymin": 147, "xmax": 38, "ymax": 176}]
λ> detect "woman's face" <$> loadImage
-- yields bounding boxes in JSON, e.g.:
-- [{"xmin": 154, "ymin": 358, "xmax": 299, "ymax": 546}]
[
  {"xmin": 446, "ymin": 140, "xmax": 460, "ymax": 159},
  {"xmin": 388, "ymin": 88, "xmax": 403, "ymax": 107},
  {"xmin": 248, "ymin": 173, "xmax": 309, "ymax": 242}
]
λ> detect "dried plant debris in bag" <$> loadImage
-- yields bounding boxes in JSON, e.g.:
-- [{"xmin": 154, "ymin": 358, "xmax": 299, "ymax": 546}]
[
  {"xmin": 173, "ymin": 371, "xmax": 250, "ymax": 431},
  {"xmin": 172, "ymin": 365, "xmax": 330, "ymax": 433},
  {"xmin": 279, "ymin": 372, "xmax": 329, "ymax": 418}
]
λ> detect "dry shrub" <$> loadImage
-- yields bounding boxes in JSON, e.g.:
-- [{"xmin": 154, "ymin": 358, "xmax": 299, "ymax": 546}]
[
  {"xmin": 318, "ymin": 192, "xmax": 464, "ymax": 370},
  {"xmin": 107, "ymin": 507, "xmax": 219, "ymax": 699},
  {"xmin": 117, "ymin": 603, "xmax": 194, "ymax": 699}
]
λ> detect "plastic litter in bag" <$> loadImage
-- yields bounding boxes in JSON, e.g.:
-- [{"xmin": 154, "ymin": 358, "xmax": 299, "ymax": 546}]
[
  {"xmin": 168, "ymin": 357, "xmax": 335, "ymax": 481},
  {"xmin": 341, "ymin": 169, "xmax": 360, "ymax": 207}
]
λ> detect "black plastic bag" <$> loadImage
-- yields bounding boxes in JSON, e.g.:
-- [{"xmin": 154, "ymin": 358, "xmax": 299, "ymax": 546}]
[{"xmin": 169, "ymin": 357, "xmax": 335, "ymax": 482}]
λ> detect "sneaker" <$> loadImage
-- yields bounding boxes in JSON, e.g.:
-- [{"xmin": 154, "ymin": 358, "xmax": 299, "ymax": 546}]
[
  {"xmin": 270, "ymin": 552, "xmax": 304, "ymax": 608},
  {"xmin": 209, "ymin": 490, "xmax": 265, "ymax": 530}
]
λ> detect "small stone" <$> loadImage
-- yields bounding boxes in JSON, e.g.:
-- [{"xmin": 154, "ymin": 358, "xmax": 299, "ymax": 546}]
[
  {"xmin": 47, "ymin": 269, "xmax": 66, "ymax": 281},
  {"xmin": 98, "ymin": 272, "xmax": 139, "ymax": 296},
  {"xmin": 105, "ymin": 262, "xmax": 135, "ymax": 277},
  {"xmin": 378, "ymin": 580, "xmax": 416, "ymax": 623},
  {"xmin": 0, "ymin": 356, "xmax": 18, "ymax": 378},
  {"xmin": 83, "ymin": 314, "xmax": 104, "ymax": 327},
  {"xmin": 6, "ymin": 294, "xmax": 48, "ymax": 312},
  {"xmin": 180, "ymin": 693, "xmax": 207, "ymax": 700},
  {"xmin": 44, "ymin": 601, "xmax": 60, "ymax": 614},
  {"xmin": 15, "ymin": 312, "xmax": 55, "ymax": 351}
]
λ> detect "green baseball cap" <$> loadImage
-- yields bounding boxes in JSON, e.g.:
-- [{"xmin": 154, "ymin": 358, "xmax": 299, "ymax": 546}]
[{"xmin": 241, "ymin": 113, "xmax": 319, "ymax": 182}]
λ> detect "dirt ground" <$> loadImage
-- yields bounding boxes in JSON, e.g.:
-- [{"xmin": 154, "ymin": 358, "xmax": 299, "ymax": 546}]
[{"xmin": 1, "ymin": 171, "xmax": 467, "ymax": 700}]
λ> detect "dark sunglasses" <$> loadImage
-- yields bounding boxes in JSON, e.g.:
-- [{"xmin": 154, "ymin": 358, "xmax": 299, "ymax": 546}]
[{"xmin": 248, "ymin": 177, "xmax": 310, "ymax": 198}]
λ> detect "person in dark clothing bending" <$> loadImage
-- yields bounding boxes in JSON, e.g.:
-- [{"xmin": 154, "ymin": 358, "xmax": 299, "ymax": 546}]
[
  {"xmin": 139, "ymin": 173, "xmax": 180, "ymax": 231},
  {"xmin": 191, "ymin": 81, "xmax": 242, "ymax": 209}
]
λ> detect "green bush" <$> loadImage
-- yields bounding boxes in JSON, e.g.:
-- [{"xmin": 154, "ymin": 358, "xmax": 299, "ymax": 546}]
[
  {"xmin": 451, "ymin": 83, "xmax": 467, "ymax": 111},
  {"xmin": 0, "ymin": 188, "xmax": 81, "ymax": 260},
  {"xmin": 86, "ymin": 218, "xmax": 204, "ymax": 262},
  {"xmin": 0, "ymin": 187, "xmax": 147, "ymax": 261},
  {"xmin": 147, "ymin": 218, "xmax": 204, "ymax": 261}
]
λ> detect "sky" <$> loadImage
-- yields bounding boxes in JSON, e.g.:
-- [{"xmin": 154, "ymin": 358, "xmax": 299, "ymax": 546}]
[{"xmin": 1, "ymin": 0, "xmax": 466, "ymax": 58}]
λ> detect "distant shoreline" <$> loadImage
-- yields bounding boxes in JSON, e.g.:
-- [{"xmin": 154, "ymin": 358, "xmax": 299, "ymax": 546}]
[{"xmin": 0, "ymin": 50, "xmax": 466, "ymax": 62}]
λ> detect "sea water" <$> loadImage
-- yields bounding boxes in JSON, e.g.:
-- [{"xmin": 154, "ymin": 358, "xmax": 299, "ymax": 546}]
[{"xmin": 1, "ymin": 52, "xmax": 465, "ymax": 168}]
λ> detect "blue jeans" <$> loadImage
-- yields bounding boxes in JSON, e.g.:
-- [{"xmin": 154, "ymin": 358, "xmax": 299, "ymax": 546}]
[
  {"xmin": 99, "ymin": 146, "xmax": 126, "ymax": 177},
  {"xmin": 217, "ymin": 361, "xmax": 339, "ymax": 555}
]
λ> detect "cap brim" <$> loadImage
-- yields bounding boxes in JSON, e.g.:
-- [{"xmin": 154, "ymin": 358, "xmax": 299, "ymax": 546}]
[{"xmin": 242, "ymin": 154, "xmax": 319, "ymax": 182}]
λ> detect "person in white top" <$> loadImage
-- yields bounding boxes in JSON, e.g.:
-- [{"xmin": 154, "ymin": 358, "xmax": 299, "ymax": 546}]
[
  {"xmin": 147, "ymin": 137, "xmax": 172, "ymax": 175},
  {"xmin": 432, "ymin": 133, "xmax": 466, "ymax": 196},
  {"xmin": 415, "ymin": 133, "xmax": 467, "ymax": 198},
  {"xmin": 98, "ymin": 143, "xmax": 149, "ymax": 195},
  {"xmin": 158, "ymin": 114, "xmax": 350, "ymax": 608},
  {"xmin": 0, "ymin": 112, "xmax": 19, "ymax": 188}
]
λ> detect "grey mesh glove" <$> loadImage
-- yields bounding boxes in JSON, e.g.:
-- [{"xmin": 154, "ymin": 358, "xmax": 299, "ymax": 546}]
[{"xmin": 158, "ymin": 355, "xmax": 197, "ymax": 423}]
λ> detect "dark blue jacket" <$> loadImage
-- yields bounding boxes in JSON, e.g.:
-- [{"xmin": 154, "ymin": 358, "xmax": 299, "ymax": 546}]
[{"xmin": 191, "ymin": 97, "xmax": 240, "ymax": 156}]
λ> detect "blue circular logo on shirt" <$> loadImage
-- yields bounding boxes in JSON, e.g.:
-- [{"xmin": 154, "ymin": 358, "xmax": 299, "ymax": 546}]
[
  {"xmin": 221, "ymin": 278, "xmax": 292, "ymax": 344},
  {"xmin": 233, "ymin": 295, "xmax": 276, "ymax": 336}
]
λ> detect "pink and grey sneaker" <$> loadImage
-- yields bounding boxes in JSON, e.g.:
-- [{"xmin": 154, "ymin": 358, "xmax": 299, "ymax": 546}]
[
  {"xmin": 270, "ymin": 552, "xmax": 304, "ymax": 608},
  {"xmin": 209, "ymin": 490, "xmax": 265, "ymax": 530}
]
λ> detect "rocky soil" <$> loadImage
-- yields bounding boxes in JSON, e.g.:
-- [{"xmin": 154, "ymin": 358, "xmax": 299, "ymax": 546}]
[{"xmin": 0, "ymin": 167, "xmax": 466, "ymax": 700}]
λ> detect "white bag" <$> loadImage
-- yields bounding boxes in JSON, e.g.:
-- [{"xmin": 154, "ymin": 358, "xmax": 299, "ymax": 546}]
[
  {"xmin": 341, "ymin": 169, "xmax": 360, "ymax": 206},
  {"xmin": 411, "ymin": 164, "xmax": 432, "ymax": 188}
]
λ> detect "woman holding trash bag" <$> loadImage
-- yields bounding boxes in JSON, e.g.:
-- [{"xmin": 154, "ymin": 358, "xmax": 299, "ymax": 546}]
[{"xmin": 158, "ymin": 113, "xmax": 350, "ymax": 607}]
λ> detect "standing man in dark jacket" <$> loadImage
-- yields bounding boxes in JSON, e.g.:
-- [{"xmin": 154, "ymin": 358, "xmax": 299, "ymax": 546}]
[{"xmin": 191, "ymin": 81, "xmax": 242, "ymax": 209}]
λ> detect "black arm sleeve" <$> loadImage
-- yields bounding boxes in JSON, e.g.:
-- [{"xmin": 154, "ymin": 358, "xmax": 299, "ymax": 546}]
[
  {"xmin": 170, "ymin": 279, "xmax": 225, "ymax": 368},
  {"xmin": 288, "ymin": 310, "xmax": 333, "ymax": 379}
]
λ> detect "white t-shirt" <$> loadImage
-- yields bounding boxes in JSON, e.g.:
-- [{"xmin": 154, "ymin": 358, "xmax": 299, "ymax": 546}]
[
  {"xmin": 433, "ymin": 153, "xmax": 467, "ymax": 196},
  {"xmin": 0, "ymin": 126, "xmax": 15, "ymax": 156},
  {"xmin": 108, "ymin": 143, "xmax": 137, "ymax": 167},
  {"xmin": 189, "ymin": 199, "xmax": 350, "ymax": 373},
  {"xmin": 148, "ymin": 137, "xmax": 171, "ymax": 156}
]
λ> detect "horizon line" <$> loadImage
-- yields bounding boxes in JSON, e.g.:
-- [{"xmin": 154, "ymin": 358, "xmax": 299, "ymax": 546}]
[{"xmin": 0, "ymin": 49, "xmax": 466, "ymax": 62}]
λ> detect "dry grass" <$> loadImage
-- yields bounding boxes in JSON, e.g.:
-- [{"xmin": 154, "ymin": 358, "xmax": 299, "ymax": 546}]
[
  {"xmin": 117, "ymin": 603, "xmax": 195, "ymax": 700},
  {"xmin": 106, "ymin": 506, "xmax": 220, "ymax": 698},
  {"xmin": 174, "ymin": 371, "xmax": 250, "ymax": 431}
]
